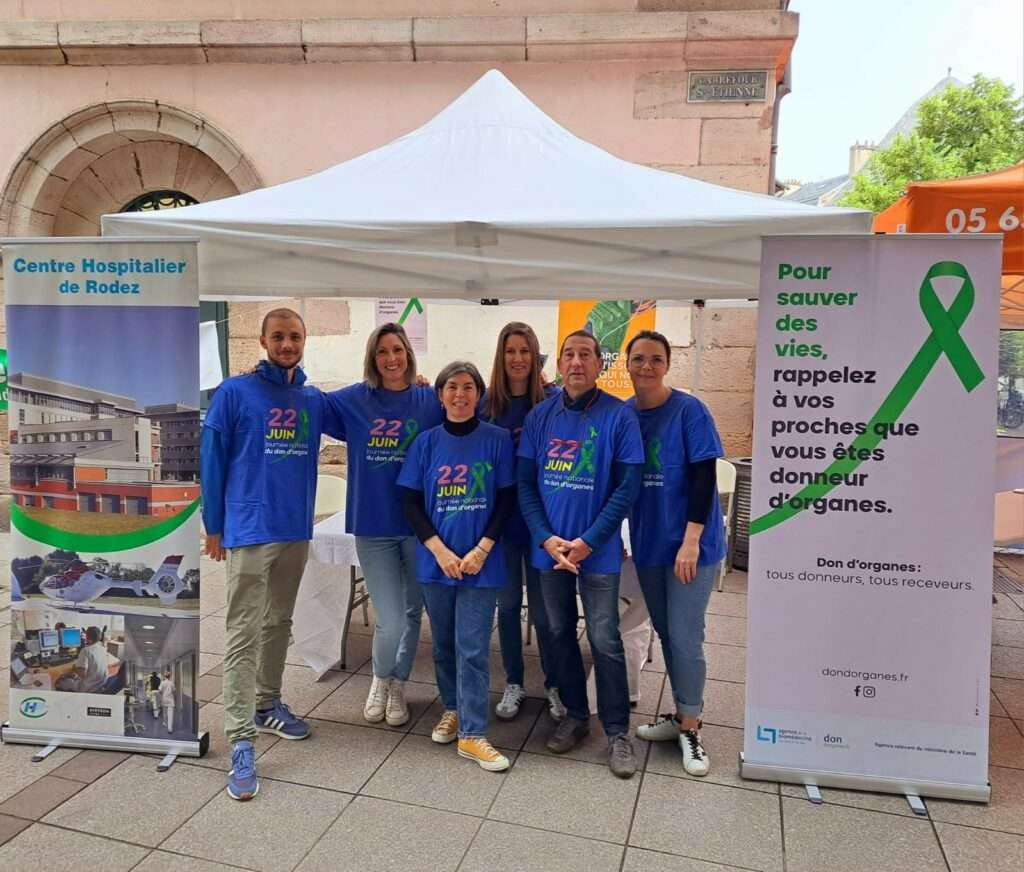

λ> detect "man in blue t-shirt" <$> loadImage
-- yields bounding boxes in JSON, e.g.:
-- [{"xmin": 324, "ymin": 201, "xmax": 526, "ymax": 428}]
[
  {"xmin": 518, "ymin": 331, "xmax": 644, "ymax": 778},
  {"xmin": 202, "ymin": 308, "xmax": 340, "ymax": 802}
]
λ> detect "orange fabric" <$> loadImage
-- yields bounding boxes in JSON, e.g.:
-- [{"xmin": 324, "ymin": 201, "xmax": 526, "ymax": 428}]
[{"xmin": 873, "ymin": 198, "xmax": 910, "ymax": 234}]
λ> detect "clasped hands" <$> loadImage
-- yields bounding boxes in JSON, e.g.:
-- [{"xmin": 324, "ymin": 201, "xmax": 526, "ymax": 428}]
[
  {"xmin": 542, "ymin": 535, "xmax": 591, "ymax": 575},
  {"xmin": 428, "ymin": 537, "xmax": 491, "ymax": 581}
]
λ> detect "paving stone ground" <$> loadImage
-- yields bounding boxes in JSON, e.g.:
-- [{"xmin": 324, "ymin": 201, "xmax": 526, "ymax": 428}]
[{"xmin": 0, "ymin": 547, "xmax": 1021, "ymax": 871}]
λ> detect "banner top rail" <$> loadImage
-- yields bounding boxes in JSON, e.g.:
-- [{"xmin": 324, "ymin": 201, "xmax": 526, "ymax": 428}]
[{"xmin": 1, "ymin": 236, "xmax": 201, "ymax": 246}]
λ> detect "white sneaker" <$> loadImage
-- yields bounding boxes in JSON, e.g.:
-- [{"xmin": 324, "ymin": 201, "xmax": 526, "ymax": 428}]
[
  {"xmin": 546, "ymin": 688, "xmax": 567, "ymax": 722},
  {"xmin": 363, "ymin": 676, "xmax": 390, "ymax": 723},
  {"xmin": 637, "ymin": 713, "xmax": 680, "ymax": 742},
  {"xmin": 495, "ymin": 684, "xmax": 527, "ymax": 720},
  {"xmin": 385, "ymin": 679, "xmax": 409, "ymax": 726},
  {"xmin": 680, "ymin": 728, "xmax": 710, "ymax": 776}
]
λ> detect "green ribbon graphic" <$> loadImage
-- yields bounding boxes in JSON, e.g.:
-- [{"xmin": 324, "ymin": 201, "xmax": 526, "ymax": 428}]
[
  {"xmin": 398, "ymin": 419, "xmax": 419, "ymax": 454},
  {"xmin": 645, "ymin": 437, "xmax": 663, "ymax": 473},
  {"xmin": 465, "ymin": 461, "xmax": 493, "ymax": 500},
  {"xmin": 750, "ymin": 261, "xmax": 984, "ymax": 536},
  {"xmin": 398, "ymin": 298, "xmax": 423, "ymax": 325},
  {"xmin": 570, "ymin": 428, "xmax": 598, "ymax": 478}
]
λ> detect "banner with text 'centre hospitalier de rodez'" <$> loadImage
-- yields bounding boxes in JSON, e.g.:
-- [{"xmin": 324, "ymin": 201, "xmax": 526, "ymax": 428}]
[
  {"xmin": 743, "ymin": 234, "xmax": 1000, "ymax": 799},
  {"xmin": 4, "ymin": 238, "xmax": 202, "ymax": 754}
]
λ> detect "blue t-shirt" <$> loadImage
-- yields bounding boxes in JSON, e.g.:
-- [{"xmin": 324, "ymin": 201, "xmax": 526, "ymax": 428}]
[
  {"xmin": 628, "ymin": 390, "xmax": 726, "ymax": 568},
  {"xmin": 518, "ymin": 390, "xmax": 644, "ymax": 574},
  {"xmin": 202, "ymin": 363, "xmax": 337, "ymax": 548},
  {"xmin": 398, "ymin": 422, "xmax": 516, "ymax": 588},
  {"xmin": 483, "ymin": 385, "xmax": 559, "ymax": 546},
  {"xmin": 325, "ymin": 383, "xmax": 443, "ymax": 537}
]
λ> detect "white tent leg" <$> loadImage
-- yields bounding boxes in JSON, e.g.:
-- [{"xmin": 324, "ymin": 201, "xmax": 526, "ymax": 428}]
[{"xmin": 692, "ymin": 301, "xmax": 705, "ymax": 395}]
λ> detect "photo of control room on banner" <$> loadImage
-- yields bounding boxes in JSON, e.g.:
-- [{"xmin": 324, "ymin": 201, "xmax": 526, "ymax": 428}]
[
  {"xmin": 6, "ymin": 302, "xmax": 200, "ymax": 615},
  {"xmin": 8, "ymin": 607, "xmax": 198, "ymax": 741}
]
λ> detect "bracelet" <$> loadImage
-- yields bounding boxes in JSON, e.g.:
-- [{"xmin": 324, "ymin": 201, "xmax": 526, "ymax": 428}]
[{"xmin": 475, "ymin": 545, "xmax": 491, "ymax": 555}]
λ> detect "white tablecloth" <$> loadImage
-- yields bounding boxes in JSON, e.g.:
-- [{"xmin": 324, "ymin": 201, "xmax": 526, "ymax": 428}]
[{"xmin": 292, "ymin": 510, "xmax": 361, "ymax": 679}]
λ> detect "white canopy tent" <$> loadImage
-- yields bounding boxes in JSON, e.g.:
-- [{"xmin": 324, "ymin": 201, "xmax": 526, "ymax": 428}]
[{"xmin": 102, "ymin": 70, "xmax": 871, "ymax": 300}]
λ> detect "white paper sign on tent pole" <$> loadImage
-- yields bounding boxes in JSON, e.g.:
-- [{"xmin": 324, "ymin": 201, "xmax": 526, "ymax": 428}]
[{"xmin": 376, "ymin": 297, "xmax": 427, "ymax": 354}]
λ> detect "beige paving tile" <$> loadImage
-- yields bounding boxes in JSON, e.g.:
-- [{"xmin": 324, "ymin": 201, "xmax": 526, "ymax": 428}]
[
  {"xmin": 486, "ymin": 647, "xmax": 552, "ymax": 698},
  {"xmin": 992, "ymin": 691, "xmax": 1009, "ymax": 717},
  {"xmin": 135, "ymin": 850, "xmax": 257, "ymax": 872},
  {"xmin": 0, "ymin": 822, "xmax": 148, "ymax": 869},
  {"xmin": 42, "ymin": 754, "xmax": 223, "ymax": 846},
  {"xmin": 929, "ymin": 764, "xmax": 1024, "ymax": 835},
  {"xmin": 196, "ymin": 673, "xmax": 222, "ymax": 703},
  {"xmin": 180, "ymin": 701, "xmax": 279, "ymax": 771},
  {"xmin": 623, "ymin": 847, "xmax": 751, "ymax": 872},
  {"xmin": 633, "ymin": 668, "xmax": 666, "ymax": 715},
  {"xmin": 363, "ymin": 733, "xmax": 513, "ymax": 816},
  {"xmin": 704, "ymin": 614, "xmax": 746, "ymax": 647},
  {"xmin": 198, "ymin": 614, "xmax": 227, "ymax": 656},
  {"xmin": 257, "ymin": 718, "xmax": 402, "ymax": 792},
  {"xmin": 523, "ymin": 712, "xmax": 651, "ymax": 767},
  {"xmin": 993, "ymin": 593, "xmax": 1024, "ymax": 621},
  {"xmin": 991, "ymin": 716, "xmax": 1024, "ymax": 768},
  {"xmin": 630, "ymin": 774, "xmax": 782, "ymax": 871},
  {"xmin": 462, "ymin": 819, "xmax": 623, "ymax": 872},
  {"xmin": 706, "ymin": 591, "xmax": 747, "ymax": 619},
  {"xmin": 337, "ymin": 630, "xmax": 373, "ymax": 671},
  {"xmin": 306, "ymin": 673, "xmax": 437, "ymax": 732},
  {"xmin": 163, "ymin": 780, "xmax": 351, "ymax": 872},
  {"xmin": 697, "ymin": 679, "xmax": 745, "ymax": 728},
  {"xmin": 993, "ymin": 644, "xmax": 1024, "ymax": 680},
  {"xmin": 0, "ymin": 774, "xmax": 82, "ymax": 820},
  {"xmin": 262, "ymin": 663, "xmax": 350, "ymax": 717},
  {"xmin": 705, "ymin": 642, "xmax": 746, "ymax": 684},
  {"xmin": 0, "ymin": 814, "xmax": 31, "ymax": 847},
  {"xmin": 296, "ymin": 795, "xmax": 480, "ymax": 872},
  {"xmin": 411, "ymin": 692, "xmax": 543, "ymax": 752},
  {"xmin": 0, "ymin": 743, "xmax": 80, "ymax": 804},
  {"xmin": 993, "ymin": 618, "xmax": 1024, "ymax": 648},
  {"xmin": 489, "ymin": 752, "xmax": 638, "ymax": 843},
  {"xmin": 646, "ymin": 724, "xmax": 777, "ymax": 794},
  {"xmin": 49, "ymin": 751, "xmax": 129, "ymax": 784},
  {"xmin": 993, "ymin": 676, "xmax": 1024, "ymax": 718},
  {"xmin": 198, "ymin": 653, "xmax": 223, "ymax": 676},
  {"xmin": 780, "ymin": 783, "xmax": 921, "ymax": 817},
  {"xmin": 936, "ymin": 822, "xmax": 1024, "ymax": 872},
  {"xmin": 782, "ymin": 797, "xmax": 946, "ymax": 872},
  {"xmin": 719, "ymin": 571, "xmax": 748, "ymax": 594}
]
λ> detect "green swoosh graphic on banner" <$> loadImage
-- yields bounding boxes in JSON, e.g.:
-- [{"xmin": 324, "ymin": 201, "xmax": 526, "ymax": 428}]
[
  {"xmin": 12, "ymin": 498, "xmax": 200, "ymax": 552},
  {"xmin": 750, "ymin": 261, "xmax": 984, "ymax": 536}
]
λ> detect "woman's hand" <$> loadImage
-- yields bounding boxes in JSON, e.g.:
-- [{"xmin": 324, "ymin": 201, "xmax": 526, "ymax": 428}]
[
  {"xmin": 459, "ymin": 547, "xmax": 487, "ymax": 576},
  {"xmin": 426, "ymin": 536, "xmax": 463, "ymax": 580},
  {"xmin": 674, "ymin": 538, "xmax": 700, "ymax": 584}
]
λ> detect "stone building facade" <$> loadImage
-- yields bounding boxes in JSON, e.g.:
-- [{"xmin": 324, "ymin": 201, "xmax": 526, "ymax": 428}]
[{"xmin": 0, "ymin": 1, "xmax": 799, "ymax": 468}]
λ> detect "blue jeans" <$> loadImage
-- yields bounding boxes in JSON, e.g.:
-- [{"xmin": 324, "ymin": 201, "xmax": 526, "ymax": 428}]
[
  {"xmin": 540, "ymin": 569, "xmax": 630, "ymax": 737},
  {"xmin": 420, "ymin": 582, "xmax": 497, "ymax": 738},
  {"xmin": 636, "ymin": 561, "xmax": 719, "ymax": 718},
  {"xmin": 497, "ymin": 542, "xmax": 558, "ymax": 689},
  {"xmin": 355, "ymin": 536, "xmax": 423, "ymax": 682}
]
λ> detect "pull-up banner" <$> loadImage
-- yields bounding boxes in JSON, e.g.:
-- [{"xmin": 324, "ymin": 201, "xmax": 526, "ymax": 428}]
[
  {"xmin": 2, "ymin": 237, "xmax": 206, "ymax": 758},
  {"xmin": 742, "ymin": 234, "xmax": 1000, "ymax": 802}
]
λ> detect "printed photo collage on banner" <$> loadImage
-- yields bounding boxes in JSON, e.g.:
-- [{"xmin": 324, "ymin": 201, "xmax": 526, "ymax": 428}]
[{"xmin": 4, "ymin": 239, "xmax": 201, "ymax": 747}]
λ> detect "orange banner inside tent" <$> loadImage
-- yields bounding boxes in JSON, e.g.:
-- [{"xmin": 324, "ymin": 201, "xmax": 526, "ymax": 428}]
[{"xmin": 873, "ymin": 162, "xmax": 1024, "ymax": 328}]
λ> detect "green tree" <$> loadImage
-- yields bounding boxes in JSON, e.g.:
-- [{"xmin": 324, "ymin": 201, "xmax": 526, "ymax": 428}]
[{"xmin": 840, "ymin": 75, "xmax": 1024, "ymax": 212}]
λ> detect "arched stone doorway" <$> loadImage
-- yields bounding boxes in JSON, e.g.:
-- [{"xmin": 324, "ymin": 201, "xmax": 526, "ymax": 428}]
[{"xmin": 0, "ymin": 100, "xmax": 260, "ymax": 237}]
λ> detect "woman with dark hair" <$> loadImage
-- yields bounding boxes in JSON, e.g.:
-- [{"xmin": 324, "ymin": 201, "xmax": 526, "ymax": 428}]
[
  {"xmin": 398, "ymin": 361, "xmax": 516, "ymax": 770},
  {"xmin": 326, "ymin": 323, "xmax": 443, "ymax": 727},
  {"xmin": 483, "ymin": 322, "xmax": 565, "ymax": 722},
  {"xmin": 625, "ymin": 329, "xmax": 726, "ymax": 777}
]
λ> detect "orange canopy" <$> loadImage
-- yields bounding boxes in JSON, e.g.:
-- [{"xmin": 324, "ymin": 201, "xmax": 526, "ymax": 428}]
[{"xmin": 874, "ymin": 162, "xmax": 1024, "ymax": 327}]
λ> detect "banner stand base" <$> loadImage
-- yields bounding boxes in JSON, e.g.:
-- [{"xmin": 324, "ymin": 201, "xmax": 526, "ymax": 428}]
[
  {"xmin": 1, "ymin": 722, "xmax": 210, "ymax": 763},
  {"xmin": 739, "ymin": 753, "xmax": 991, "ymax": 804}
]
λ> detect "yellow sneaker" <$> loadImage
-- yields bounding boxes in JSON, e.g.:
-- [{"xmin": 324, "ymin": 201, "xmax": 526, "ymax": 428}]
[
  {"xmin": 431, "ymin": 710, "xmax": 459, "ymax": 744},
  {"xmin": 457, "ymin": 737, "xmax": 510, "ymax": 771}
]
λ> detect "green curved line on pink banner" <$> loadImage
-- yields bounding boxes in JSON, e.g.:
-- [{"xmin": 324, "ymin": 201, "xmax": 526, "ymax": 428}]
[{"xmin": 11, "ymin": 499, "xmax": 199, "ymax": 553}]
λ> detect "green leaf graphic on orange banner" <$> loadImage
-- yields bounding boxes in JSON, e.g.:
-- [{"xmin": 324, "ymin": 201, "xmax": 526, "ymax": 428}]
[{"xmin": 11, "ymin": 499, "xmax": 200, "ymax": 552}]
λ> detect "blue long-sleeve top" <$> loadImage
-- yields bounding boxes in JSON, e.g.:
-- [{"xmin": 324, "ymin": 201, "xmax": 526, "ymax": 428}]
[
  {"xmin": 518, "ymin": 457, "xmax": 641, "ymax": 554},
  {"xmin": 200, "ymin": 426, "xmax": 229, "ymax": 536}
]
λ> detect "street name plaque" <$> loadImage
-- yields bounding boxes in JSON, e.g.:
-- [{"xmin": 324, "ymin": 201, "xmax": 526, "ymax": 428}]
[{"xmin": 687, "ymin": 70, "xmax": 768, "ymax": 102}]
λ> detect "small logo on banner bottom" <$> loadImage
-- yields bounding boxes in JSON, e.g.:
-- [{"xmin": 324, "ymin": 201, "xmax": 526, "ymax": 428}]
[
  {"xmin": 19, "ymin": 697, "xmax": 48, "ymax": 718},
  {"xmin": 86, "ymin": 707, "xmax": 112, "ymax": 718},
  {"xmin": 756, "ymin": 726, "xmax": 777, "ymax": 744},
  {"xmin": 757, "ymin": 724, "xmax": 812, "ymax": 745}
]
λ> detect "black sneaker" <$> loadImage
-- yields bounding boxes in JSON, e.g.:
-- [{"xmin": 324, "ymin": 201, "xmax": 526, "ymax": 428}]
[{"xmin": 546, "ymin": 715, "xmax": 589, "ymax": 753}]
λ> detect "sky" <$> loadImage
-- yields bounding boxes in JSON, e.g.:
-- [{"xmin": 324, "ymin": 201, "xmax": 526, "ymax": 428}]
[
  {"xmin": 7, "ymin": 306, "xmax": 199, "ymax": 408},
  {"xmin": 777, "ymin": 0, "xmax": 1024, "ymax": 183}
]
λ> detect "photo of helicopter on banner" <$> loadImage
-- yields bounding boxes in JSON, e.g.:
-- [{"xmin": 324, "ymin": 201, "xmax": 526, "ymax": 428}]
[{"xmin": 2, "ymin": 237, "xmax": 206, "ymax": 759}]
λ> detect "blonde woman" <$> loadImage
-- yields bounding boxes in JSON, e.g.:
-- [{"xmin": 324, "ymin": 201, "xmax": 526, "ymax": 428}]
[
  {"xmin": 326, "ymin": 323, "xmax": 443, "ymax": 726},
  {"xmin": 483, "ymin": 322, "xmax": 565, "ymax": 722}
]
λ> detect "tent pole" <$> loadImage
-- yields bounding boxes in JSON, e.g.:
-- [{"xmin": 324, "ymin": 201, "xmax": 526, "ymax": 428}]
[{"xmin": 692, "ymin": 300, "xmax": 705, "ymax": 395}]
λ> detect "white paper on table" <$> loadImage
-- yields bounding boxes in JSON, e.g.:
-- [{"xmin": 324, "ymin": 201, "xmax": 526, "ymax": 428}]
[{"xmin": 199, "ymin": 321, "xmax": 224, "ymax": 390}]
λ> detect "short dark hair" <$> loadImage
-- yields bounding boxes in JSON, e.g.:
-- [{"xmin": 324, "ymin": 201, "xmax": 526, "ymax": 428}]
[
  {"xmin": 261, "ymin": 307, "xmax": 306, "ymax": 337},
  {"xmin": 435, "ymin": 360, "xmax": 485, "ymax": 398},
  {"xmin": 626, "ymin": 329, "xmax": 672, "ymax": 363},
  {"xmin": 85, "ymin": 626, "xmax": 101, "ymax": 644},
  {"xmin": 559, "ymin": 329, "xmax": 601, "ymax": 358}
]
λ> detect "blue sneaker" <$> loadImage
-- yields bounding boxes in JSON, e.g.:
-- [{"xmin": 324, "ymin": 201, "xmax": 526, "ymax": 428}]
[
  {"xmin": 227, "ymin": 741, "xmax": 259, "ymax": 801},
  {"xmin": 254, "ymin": 699, "xmax": 311, "ymax": 740}
]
